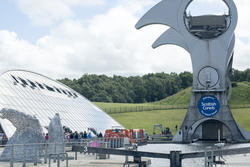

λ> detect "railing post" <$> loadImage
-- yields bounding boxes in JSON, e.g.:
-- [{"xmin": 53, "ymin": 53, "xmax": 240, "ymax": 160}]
[
  {"xmin": 170, "ymin": 151, "xmax": 182, "ymax": 167},
  {"xmin": 54, "ymin": 142, "xmax": 57, "ymax": 162},
  {"xmin": 49, "ymin": 155, "xmax": 51, "ymax": 167},
  {"xmin": 57, "ymin": 154, "xmax": 60, "ymax": 167},
  {"xmin": 10, "ymin": 144, "xmax": 14, "ymax": 167},
  {"xmin": 44, "ymin": 142, "xmax": 48, "ymax": 164},
  {"xmin": 54, "ymin": 142, "xmax": 57, "ymax": 154},
  {"xmin": 125, "ymin": 144, "xmax": 128, "ymax": 163},
  {"xmin": 205, "ymin": 151, "xmax": 207, "ymax": 167},
  {"xmin": 75, "ymin": 148, "xmax": 78, "ymax": 160},
  {"xmin": 176, "ymin": 151, "xmax": 182, "ymax": 167},
  {"xmin": 65, "ymin": 153, "xmax": 69, "ymax": 167},
  {"xmin": 23, "ymin": 144, "xmax": 26, "ymax": 167},
  {"xmin": 34, "ymin": 143, "xmax": 38, "ymax": 166}
]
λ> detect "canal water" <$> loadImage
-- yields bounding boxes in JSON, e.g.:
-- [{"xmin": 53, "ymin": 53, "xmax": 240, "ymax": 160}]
[{"xmin": 138, "ymin": 143, "xmax": 250, "ymax": 167}]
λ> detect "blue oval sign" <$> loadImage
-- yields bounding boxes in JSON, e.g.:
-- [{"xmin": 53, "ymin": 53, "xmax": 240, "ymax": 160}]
[{"xmin": 198, "ymin": 95, "xmax": 220, "ymax": 117}]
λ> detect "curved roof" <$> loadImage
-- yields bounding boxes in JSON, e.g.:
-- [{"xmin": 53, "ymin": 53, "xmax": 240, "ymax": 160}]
[{"xmin": 0, "ymin": 70, "xmax": 122, "ymax": 138}]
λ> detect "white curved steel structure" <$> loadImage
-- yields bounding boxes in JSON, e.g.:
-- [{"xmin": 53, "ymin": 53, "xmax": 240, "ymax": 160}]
[{"xmin": 0, "ymin": 70, "xmax": 122, "ymax": 138}]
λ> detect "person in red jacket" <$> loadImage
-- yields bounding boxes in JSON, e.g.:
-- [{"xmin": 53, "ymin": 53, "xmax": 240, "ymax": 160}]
[{"xmin": 45, "ymin": 133, "xmax": 49, "ymax": 142}]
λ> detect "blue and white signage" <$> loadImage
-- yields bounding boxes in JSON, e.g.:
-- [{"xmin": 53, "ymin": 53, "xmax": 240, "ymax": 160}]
[{"xmin": 198, "ymin": 95, "xmax": 220, "ymax": 117}]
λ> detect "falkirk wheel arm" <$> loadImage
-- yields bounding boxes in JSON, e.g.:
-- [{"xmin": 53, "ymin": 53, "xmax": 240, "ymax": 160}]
[
  {"xmin": 136, "ymin": 0, "xmax": 238, "ymax": 91},
  {"xmin": 136, "ymin": 0, "xmax": 248, "ymax": 142}
]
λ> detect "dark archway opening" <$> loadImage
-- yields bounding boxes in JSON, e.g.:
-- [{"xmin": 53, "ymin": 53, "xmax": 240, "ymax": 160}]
[{"xmin": 192, "ymin": 120, "xmax": 232, "ymax": 142}]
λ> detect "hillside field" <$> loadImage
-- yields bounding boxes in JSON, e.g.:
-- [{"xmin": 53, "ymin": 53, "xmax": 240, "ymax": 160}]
[
  {"xmin": 94, "ymin": 82, "xmax": 250, "ymax": 113},
  {"xmin": 108, "ymin": 108, "xmax": 250, "ymax": 135},
  {"xmin": 94, "ymin": 82, "xmax": 250, "ymax": 135}
]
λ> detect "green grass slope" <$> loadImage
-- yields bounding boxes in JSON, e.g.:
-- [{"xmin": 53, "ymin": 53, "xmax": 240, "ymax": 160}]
[
  {"xmin": 94, "ymin": 82, "xmax": 250, "ymax": 135},
  {"xmin": 110, "ymin": 109, "xmax": 186, "ymax": 135},
  {"xmin": 229, "ymin": 82, "xmax": 250, "ymax": 106},
  {"xmin": 94, "ymin": 82, "xmax": 250, "ymax": 111},
  {"xmin": 155, "ymin": 82, "xmax": 250, "ymax": 108},
  {"xmin": 110, "ymin": 108, "xmax": 250, "ymax": 135},
  {"xmin": 155, "ymin": 87, "xmax": 191, "ymax": 106}
]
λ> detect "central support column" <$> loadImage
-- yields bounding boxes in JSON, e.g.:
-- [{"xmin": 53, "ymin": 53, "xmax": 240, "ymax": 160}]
[{"xmin": 181, "ymin": 91, "xmax": 244, "ymax": 142}]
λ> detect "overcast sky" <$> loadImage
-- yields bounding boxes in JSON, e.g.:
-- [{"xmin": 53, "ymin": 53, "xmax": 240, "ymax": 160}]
[{"xmin": 0, "ymin": 0, "xmax": 249, "ymax": 79}]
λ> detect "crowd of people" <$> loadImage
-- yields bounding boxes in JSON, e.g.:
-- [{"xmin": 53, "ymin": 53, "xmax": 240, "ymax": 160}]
[
  {"xmin": 44, "ymin": 126, "xmax": 104, "ymax": 142},
  {"xmin": 62, "ymin": 126, "xmax": 103, "ymax": 142}
]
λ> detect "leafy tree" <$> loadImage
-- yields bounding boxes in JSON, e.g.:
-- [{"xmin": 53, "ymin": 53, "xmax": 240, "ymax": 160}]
[
  {"xmin": 58, "ymin": 69, "xmax": 249, "ymax": 103},
  {"xmin": 179, "ymin": 71, "xmax": 193, "ymax": 89}
]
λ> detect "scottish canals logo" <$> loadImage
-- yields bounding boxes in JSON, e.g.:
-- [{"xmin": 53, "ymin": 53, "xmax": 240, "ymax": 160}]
[{"xmin": 198, "ymin": 95, "xmax": 220, "ymax": 117}]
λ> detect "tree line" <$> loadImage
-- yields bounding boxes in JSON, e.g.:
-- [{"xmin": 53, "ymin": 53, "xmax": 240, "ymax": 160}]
[{"xmin": 58, "ymin": 69, "xmax": 249, "ymax": 103}]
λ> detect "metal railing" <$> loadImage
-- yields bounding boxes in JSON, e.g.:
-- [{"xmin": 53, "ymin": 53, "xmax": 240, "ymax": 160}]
[{"xmin": 0, "ymin": 137, "xmax": 127, "ymax": 167}]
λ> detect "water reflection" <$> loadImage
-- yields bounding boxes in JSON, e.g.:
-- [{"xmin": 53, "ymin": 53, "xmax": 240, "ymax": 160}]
[{"xmin": 138, "ymin": 143, "xmax": 250, "ymax": 167}]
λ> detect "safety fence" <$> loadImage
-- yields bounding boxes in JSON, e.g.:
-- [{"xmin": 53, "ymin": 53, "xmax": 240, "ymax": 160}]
[
  {"xmin": 103, "ymin": 105, "xmax": 188, "ymax": 114},
  {"xmin": 102, "ymin": 104, "xmax": 250, "ymax": 114},
  {"xmin": 0, "ymin": 137, "xmax": 127, "ymax": 167}
]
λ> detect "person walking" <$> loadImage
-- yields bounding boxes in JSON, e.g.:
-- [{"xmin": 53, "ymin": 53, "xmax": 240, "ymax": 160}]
[
  {"xmin": 83, "ymin": 131, "xmax": 87, "ymax": 139},
  {"xmin": 87, "ymin": 132, "xmax": 92, "ymax": 139},
  {"xmin": 45, "ymin": 133, "xmax": 49, "ymax": 142}
]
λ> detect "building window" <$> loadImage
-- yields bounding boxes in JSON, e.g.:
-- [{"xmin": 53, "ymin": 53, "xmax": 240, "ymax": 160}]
[
  {"xmin": 55, "ymin": 88, "xmax": 61, "ymax": 93},
  {"xmin": 61, "ymin": 89, "xmax": 67, "ymax": 95},
  {"xmin": 11, "ymin": 75, "xmax": 19, "ymax": 83},
  {"xmin": 36, "ymin": 82, "xmax": 45, "ymax": 89},
  {"xmin": 73, "ymin": 93, "xmax": 78, "ymax": 98},
  {"xmin": 18, "ymin": 77, "xmax": 28, "ymax": 87},
  {"xmin": 67, "ymin": 91, "xmax": 72, "ymax": 96},
  {"xmin": 28, "ymin": 80, "xmax": 36, "ymax": 88},
  {"xmin": 44, "ymin": 84, "xmax": 55, "ymax": 92}
]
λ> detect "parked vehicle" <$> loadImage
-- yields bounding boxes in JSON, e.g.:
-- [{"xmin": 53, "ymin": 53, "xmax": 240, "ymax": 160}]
[
  {"xmin": 151, "ymin": 124, "xmax": 173, "ymax": 141},
  {"xmin": 104, "ymin": 128, "xmax": 147, "ymax": 145}
]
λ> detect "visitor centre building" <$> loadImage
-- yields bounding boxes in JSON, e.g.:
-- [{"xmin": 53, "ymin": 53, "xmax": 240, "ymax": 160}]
[{"xmin": 0, "ymin": 70, "xmax": 122, "ymax": 138}]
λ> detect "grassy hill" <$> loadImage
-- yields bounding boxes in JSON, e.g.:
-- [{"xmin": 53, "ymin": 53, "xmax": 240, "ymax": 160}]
[
  {"xmin": 94, "ymin": 82, "xmax": 250, "ymax": 134},
  {"xmin": 229, "ymin": 82, "xmax": 250, "ymax": 106},
  {"xmin": 110, "ymin": 108, "xmax": 250, "ymax": 135},
  {"xmin": 155, "ymin": 82, "xmax": 250, "ymax": 108},
  {"xmin": 94, "ymin": 82, "xmax": 250, "ymax": 111},
  {"xmin": 154, "ymin": 87, "xmax": 191, "ymax": 106}
]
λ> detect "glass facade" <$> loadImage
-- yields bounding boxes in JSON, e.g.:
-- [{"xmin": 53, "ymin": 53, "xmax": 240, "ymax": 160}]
[{"xmin": 0, "ymin": 70, "xmax": 122, "ymax": 138}]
